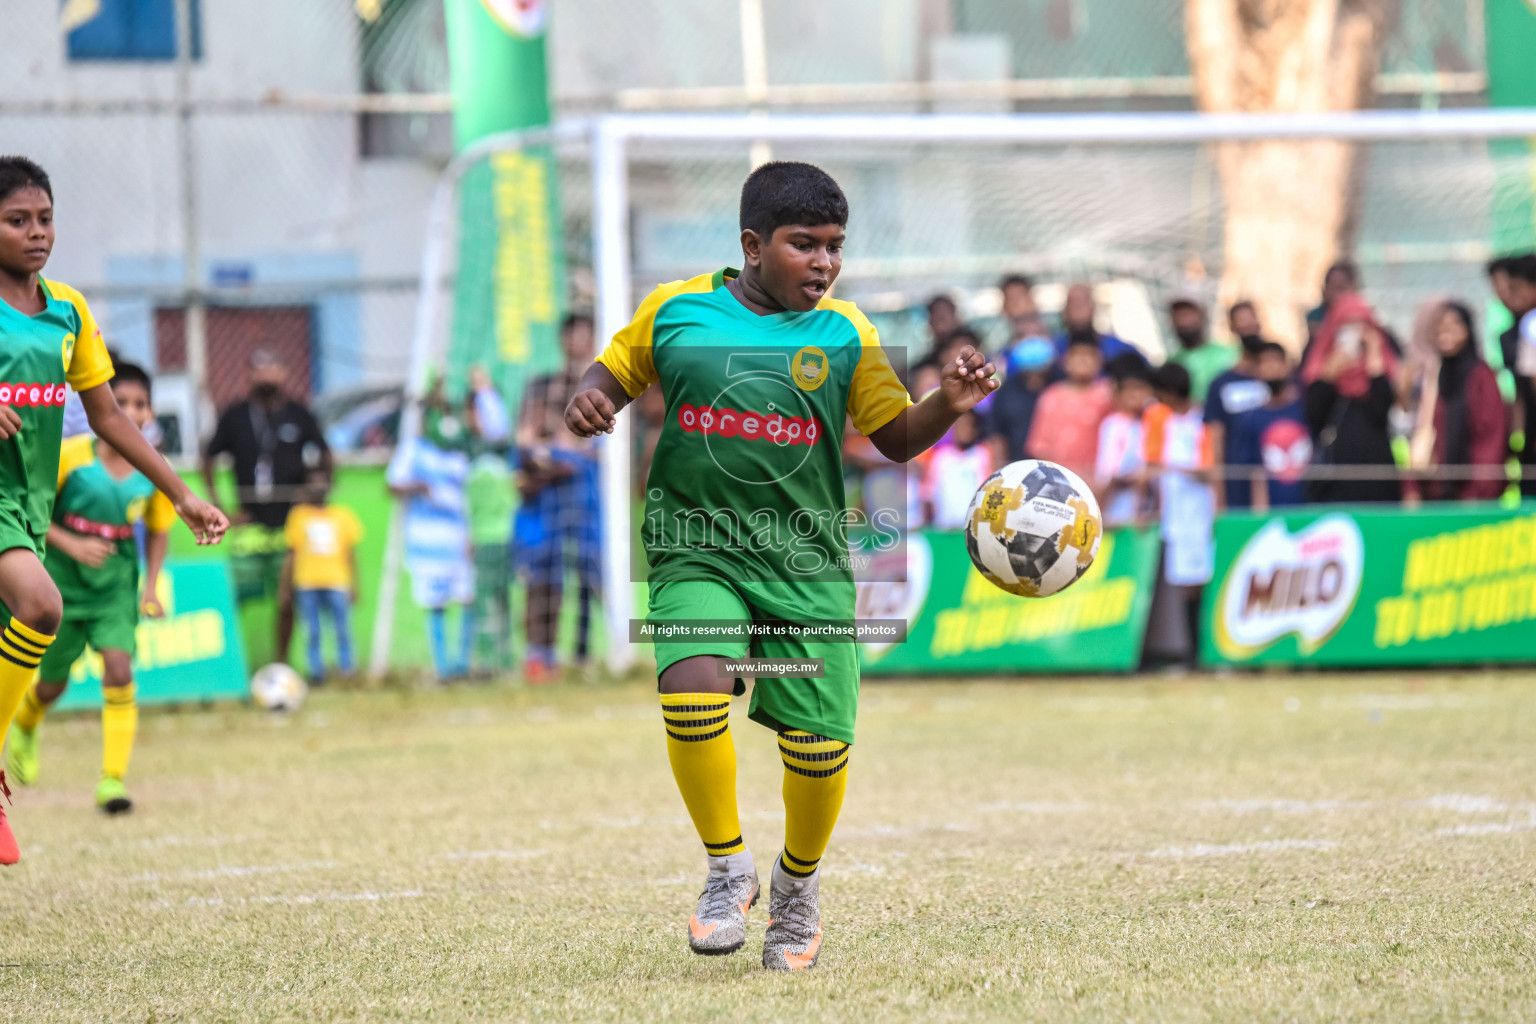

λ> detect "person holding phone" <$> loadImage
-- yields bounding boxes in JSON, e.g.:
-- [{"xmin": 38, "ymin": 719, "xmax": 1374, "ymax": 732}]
[{"xmin": 1301, "ymin": 293, "xmax": 1400, "ymax": 504}]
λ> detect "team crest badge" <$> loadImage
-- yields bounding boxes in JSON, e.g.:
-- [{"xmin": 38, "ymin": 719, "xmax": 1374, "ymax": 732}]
[
  {"xmin": 791, "ymin": 346, "xmax": 829, "ymax": 392},
  {"xmin": 61, "ymin": 332, "xmax": 76, "ymax": 371}
]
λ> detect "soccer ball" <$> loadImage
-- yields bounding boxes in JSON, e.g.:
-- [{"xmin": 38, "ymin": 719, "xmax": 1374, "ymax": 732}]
[
  {"xmin": 963, "ymin": 459, "xmax": 1103, "ymax": 598},
  {"xmin": 250, "ymin": 663, "xmax": 307, "ymax": 712}
]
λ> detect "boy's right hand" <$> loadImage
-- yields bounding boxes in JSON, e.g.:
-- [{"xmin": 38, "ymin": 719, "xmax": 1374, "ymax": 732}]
[
  {"xmin": 565, "ymin": 388, "xmax": 618, "ymax": 438},
  {"xmin": 64, "ymin": 533, "xmax": 115, "ymax": 569},
  {"xmin": 0, "ymin": 407, "xmax": 20, "ymax": 441}
]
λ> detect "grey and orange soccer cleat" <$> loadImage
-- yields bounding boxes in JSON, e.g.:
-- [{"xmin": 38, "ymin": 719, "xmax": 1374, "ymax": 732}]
[
  {"xmin": 688, "ymin": 857, "xmax": 759, "ymax": 956},
  {"xmin": 762, "ymin": 855, "xmax": 823, "ymax": 971}
]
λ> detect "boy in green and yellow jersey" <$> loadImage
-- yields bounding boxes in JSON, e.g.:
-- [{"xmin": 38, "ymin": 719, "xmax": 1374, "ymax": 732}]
[
  {"xmin": 6, "ymin": 362, "xmax": 172, "ymax": 814},
  {"xmin": 564, "ymin": 162, "xmax": 998, "ymax": 970},
  {"xmin": 0, "ymin": 157, "xmax": 226, "ymax": 863}
]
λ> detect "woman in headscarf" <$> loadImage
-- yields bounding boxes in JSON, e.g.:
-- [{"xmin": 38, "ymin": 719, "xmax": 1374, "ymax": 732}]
[
  {"xmin": 1419, "ymin": 302, "xmax": 1507, "ymax": 501},
  {"xmin": 1301, "ymin": 293, "xmax": 1400, "ymax": 503}
]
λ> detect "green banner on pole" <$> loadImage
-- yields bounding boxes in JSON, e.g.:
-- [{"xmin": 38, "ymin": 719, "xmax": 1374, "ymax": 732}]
[
  {"xmin": 53, "ymin": 560, "xmax": 249, "ymax": 711},
  {"xmin": 1203, "ymin": 506, "xmax": 1536, "ymax": 667},
  {"xmin": 1486, "ymin": 0, "xmax": 1536, "ymax": 253},
  {"xmin": 859, "ymin": 528, "xmax": 1161, "ymax": 674},
  {"xmin": 443, "ymin": 0, "xmax": 564, "ymax": 403}
]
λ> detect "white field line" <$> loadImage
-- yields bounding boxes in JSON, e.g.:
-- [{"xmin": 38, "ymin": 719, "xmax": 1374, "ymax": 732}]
[
  {"xmin": 1146, "ymin": 838, "xmax": 1339, "ymax": 860},
  {"xmin": 161, "ymin": 889, "xmax": 425, "ymax": 909},
  {"xmin": 128, "ymin": 860, "xmax": 339, "ymax": 884},
  {"xmin": 1437, "ymin": 814, "xmax": 1536, "ymax": 836}
]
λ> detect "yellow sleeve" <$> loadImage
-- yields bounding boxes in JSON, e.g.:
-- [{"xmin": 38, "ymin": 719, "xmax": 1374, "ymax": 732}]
[
  {"xmin": 284, "ymin": 507, "xmax": 307, "ymax": 549},
  {"xmin": 822, "ymin": 299, "xmax": 913, "ymax": 436},
  {"xmin": 594, "ymin": 273, "xmax": 717, "ymax": 399},
  {"xmin": 56, "ymin": 435, "xmax": 95, "ymax": 492},
  {"xmin": 46, "ymin": 280, "xmax": 115, "ymax": 392},
  {"xmin": 145, "ymin": 491, "xmax": 177, "ymax": 534}
]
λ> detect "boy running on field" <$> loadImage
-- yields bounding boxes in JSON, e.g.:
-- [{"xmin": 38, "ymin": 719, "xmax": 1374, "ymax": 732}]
[
  {"xmin": 564, "ymin": 162, "xmax": 997, "ymax": 970},
  {"xmin": 0, "ymin": 157, "xmax": 226, "ymax": 863},
  {"xmin": 6, "ymin": 361, "xmax": 171, "ymax": 814}
]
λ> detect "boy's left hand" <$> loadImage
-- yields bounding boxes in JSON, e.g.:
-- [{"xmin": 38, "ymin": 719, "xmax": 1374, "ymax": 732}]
[
  {"xmin": 175, "ymin": 495, "xmax": 230, "ymax": 545},
  {"xmin": 938, "ymin": 346, "xmax": 999, "ymax": 413},
  {"xmin": 141, "ymin": 591, "xmax": 166, "ymax": 619}
]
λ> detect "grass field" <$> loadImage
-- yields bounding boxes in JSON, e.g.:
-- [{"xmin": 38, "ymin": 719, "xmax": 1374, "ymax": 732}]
[{"xmin": 4, "ymin": 671, "xmax": 1535, "ymax": 1022}]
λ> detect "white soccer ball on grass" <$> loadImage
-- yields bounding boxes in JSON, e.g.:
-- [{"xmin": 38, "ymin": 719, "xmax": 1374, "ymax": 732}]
[{"xmin": 250, "ymin": 662, "xmax": 308, "ymax": 712}]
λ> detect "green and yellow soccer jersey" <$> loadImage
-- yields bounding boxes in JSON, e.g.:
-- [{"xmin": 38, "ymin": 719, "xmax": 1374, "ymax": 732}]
[
  {"xmin": 597, "ymin": 268, "xmax": 911, "ymax": 620},
  {"xmin": 0, "ymin": 277, "xmax": 114, "ymax": 545},
  {"xmin": 47, "ymin": 435, "xmax": 174, "ymax": 616}
]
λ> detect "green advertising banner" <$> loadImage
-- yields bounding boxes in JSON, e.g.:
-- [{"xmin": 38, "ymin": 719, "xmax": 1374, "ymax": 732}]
[
  {"xmin": 1203, "ymin": 506, "xmax": 1536, "ymax": 667},
  {"xmin": 858, "ymin": 528, "xmax": 1161, "ymax": 674},
  {"xmin": 443, "ymin": 0, "xmax": 565, "ymax": 405},
  {"xmin": 53, "ymin": 560, "xmax": 248, "ymax": 712}
]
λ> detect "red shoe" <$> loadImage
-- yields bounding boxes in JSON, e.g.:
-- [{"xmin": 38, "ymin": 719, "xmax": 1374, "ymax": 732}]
[
  {"xmin": 523, "ymin": 658, "xmax": 555, "ymax": 686},
  {"xmin": 0, "ymin": 771, "xmax": 19, "ymax": 865}
]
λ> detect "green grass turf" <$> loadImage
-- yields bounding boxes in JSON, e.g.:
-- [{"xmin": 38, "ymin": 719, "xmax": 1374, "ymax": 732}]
[{"xmin": 4, "ymin": 671, "xmax": 1535, "ymax": 1022}]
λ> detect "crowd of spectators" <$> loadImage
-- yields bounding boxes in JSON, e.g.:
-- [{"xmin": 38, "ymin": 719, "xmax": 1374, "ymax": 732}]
[{"xmin": 874, "ymin": 252, "xmax": 1536, "ymax": 662}]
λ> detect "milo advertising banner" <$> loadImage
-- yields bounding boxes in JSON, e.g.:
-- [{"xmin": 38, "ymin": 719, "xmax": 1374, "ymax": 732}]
[
  {"xmin": 54, "ymin": 560, "xmax": 248, "ymax": 711},
  {"xmin": 1204, "ymin": 507, "xmax": 1536, "ymax": 667},
  {"xmin": 858, "ymin": 528, "xmax": 1161, "ymax": 674}
]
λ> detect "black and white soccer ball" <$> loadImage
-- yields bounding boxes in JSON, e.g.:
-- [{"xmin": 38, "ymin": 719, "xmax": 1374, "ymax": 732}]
[{"xmin": 963, "ymin": 459, "xmax": 1103, "ymax": 597}]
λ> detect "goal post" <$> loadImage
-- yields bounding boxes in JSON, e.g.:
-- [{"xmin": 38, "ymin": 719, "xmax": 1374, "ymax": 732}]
[{"xmin": 373, "ymin": 107, "xmax": 1536, "ymax": 679}]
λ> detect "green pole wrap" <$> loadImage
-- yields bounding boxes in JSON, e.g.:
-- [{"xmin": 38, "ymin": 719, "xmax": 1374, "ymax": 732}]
[
  {"xmin": 1486, "ymin": 0, "xmax": 1536, "ymax": 255},
  {"xmin": 443, "ymin": 0, "xmax": 565, "ymax": 405}
]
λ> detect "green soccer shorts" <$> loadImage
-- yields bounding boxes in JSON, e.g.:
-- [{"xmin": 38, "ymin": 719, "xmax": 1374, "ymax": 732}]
[
  {"xmin": 37, "ymin": 592, "xmax": 140, "ymax": 681},
  {"xmin": 647, "ymin": 579, "xmax": 860, "ymax": 745},
  {"xmin": 0, "ymin": 502, "xmax": 44, "ymax": 560}
]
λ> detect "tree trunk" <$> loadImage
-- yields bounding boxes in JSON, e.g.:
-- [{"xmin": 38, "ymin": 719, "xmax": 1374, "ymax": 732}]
[{"xmin": 1186, "ymin": 0, "xmax": 1386, "ymax": 351}]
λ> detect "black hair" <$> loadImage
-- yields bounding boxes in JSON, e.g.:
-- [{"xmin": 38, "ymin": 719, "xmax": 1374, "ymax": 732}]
[
  {"xmin": 1326, "ymin": 260, "xmax": 1359, "ymax": 286},
  {"xmin": 1169, "ymin": 298, "xmax": 1203, "ymax": 316},
  {"xmin": 0, "ymin": 156, "xmax": 52, "ymax": 205},
  {"xmin": 1065, "ymin": 327, "xmax": 1101, "ymax": 351},
  {"xmin": 1254, "ymin": 341, "xmax": 1289, "ymax": 362},
  {"xmin": 999, "ymin": 274, "xmax": 1033, "ymax": 292},
  {"xmin": 110, "ymin": 360, "xmax": 152, "ymax": 401},
  {"xmin": 1227, "ymin": 299, "xmax": 1256, "ymax": 321},
  {"xmin": 941, "ymin": 327, "xmax": 982, "ymax": 352},
  {"xmin": 1507, "ymin": 254, "xmax": 1536, "ymax": 285},
  {"xmin": 1105, "ymin": 352, "xmax": 1151, "ymax": 384},
  {"xmin": 1151, "ymin": 362, "xmax": 1191, "ymax": 400},
  {"xmin": 561, "ymin": 312, "xmax": 594, "ymax": 333},
  {"xmin": 739, "ymin": 161, "xmax": 848, "ymax": 242},
  {"xmin": 926, "ymin": 293, "xmax": 956, "ymax": 314},
  {"xmin": 1487, "ymin": 255, "xmax": 1514, "ymax": 278}
]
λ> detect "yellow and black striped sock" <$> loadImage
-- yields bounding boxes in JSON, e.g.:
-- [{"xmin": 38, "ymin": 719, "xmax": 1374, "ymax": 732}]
[
  {"xmin": 12, "ymin": 686, "xmax": 47, "ymax": 735},
  {"xmin": 779, "ymin": 730, "xmax": 851, "ymax": 878},
  {"xmin": 0, "ymin": 619, "xmax": 52, "ymax": 739},
  {"xmin": 101, "ymin": 683, "xmax": 138, "ymax": 781},
  {"xmin": 661, "ymin": 693, "xmax": 745, "ymax": 858}
]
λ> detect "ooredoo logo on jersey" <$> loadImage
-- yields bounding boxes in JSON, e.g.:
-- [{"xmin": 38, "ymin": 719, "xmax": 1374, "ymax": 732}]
[{"xmin": 0, "ymin": 383, "xmax": 68, "ymax": 407}]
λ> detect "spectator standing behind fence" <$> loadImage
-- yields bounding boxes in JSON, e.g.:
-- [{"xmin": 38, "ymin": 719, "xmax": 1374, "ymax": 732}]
[
  {"xmin": 1225, "ymin": 343, "xmax": 1311, "ymax": 511},
  {"xmin": 1093, "ymin": 356, "xmax": 1153, "ymax": 528},
  {"xmin": 1303, "ymin": 261, "xmax": 1360, "ymax": 361},
  {"xmin": 1493, "ymin": 255, "xmax": 1536, "ymax": 497},
  {"xmin": 281, "ymin": 470, "xmax": 361, "ymax": 689},
  {"xmin": 519, "ymin": 313, "xmax": 602, "ymax": 682},
  {"xmin": 1027, "ymin": 335, "xmax": 1112, "ymax": 484},
  {"xmin": 1165, "ymin": 297, "xmax": 1234, "ymax": 405},
  {"xmin": 987, "ymin": 335, "xmax": 1054, "ymax": 466},
  {"xmin": 999, "ymin": 274, "xmax": 1038, "ymax": 342},
  {"xmin": 1407, "ymin": 302, "xmax": 1507, "ymax": 503},
  {"xmin": 201, "ymin": 350, "xmax": 331, "ymax": 665},
  {"xmin": 1053, "ymin": 283, "xmax": 1145, "ymax": 366},
  {"xmin": 1143, "ymin": 363, "xmax": 1216, "ymax": 667},
  {"xmin": 922, "ymin": 410, "xmax": 994, "ymax": 530},
  {"xmin": 386, "ymin": 382, "xmax": 474, "ymax": 682},
  {"xmin": 1301, "ymin": 294, "xmax": 1400, "ymax": 504},
  {"xmin": 1204, "ymin": 301, "xmax": 1272, "ymax": 506}
]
